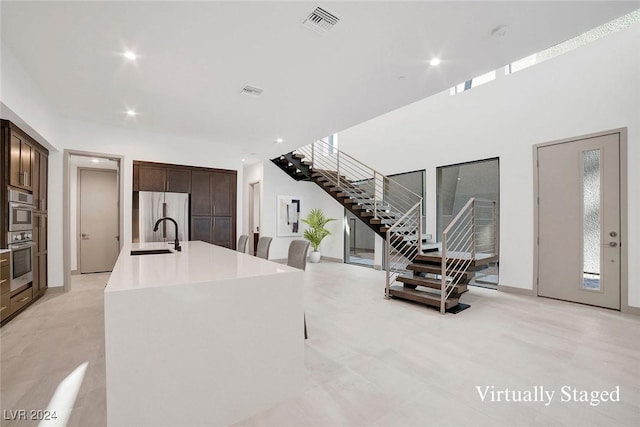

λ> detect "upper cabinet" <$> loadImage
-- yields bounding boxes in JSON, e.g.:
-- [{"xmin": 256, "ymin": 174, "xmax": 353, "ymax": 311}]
[
  {"xmin": 9, "ymin": 129, "xmax": 33, "ymax": 191},
  {"xmin": 133, "ymin": 162, "xmax": 191, "ymax": 193},
  {"xmin": 166, "ymin": 168, "xmax": 191, "ymax": 193},
  {"xmin": 137, "ymin": 164, "xmax": 166, "ymax": 192}
]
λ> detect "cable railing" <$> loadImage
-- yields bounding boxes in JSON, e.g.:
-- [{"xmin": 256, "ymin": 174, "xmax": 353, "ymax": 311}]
[
  {"xmin": 440, "ymin": 198, "xmax": 497, "ymax": 313},
  {"xmin": 293, "ymin": 140, "xmax": 423, "ymax": 291}
]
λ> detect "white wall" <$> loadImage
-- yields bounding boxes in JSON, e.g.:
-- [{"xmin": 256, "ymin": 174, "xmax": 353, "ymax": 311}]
[
  {"xmin": 0, "ymin": 41, "xmax": 60, "ymax": 149},
  {"xmin": 243, "ymin": 161, "xmax": 344, "ymax": 261},
  {"xmin": 339, "ymin": 24, "xmax": 640, "ymax": 306}
]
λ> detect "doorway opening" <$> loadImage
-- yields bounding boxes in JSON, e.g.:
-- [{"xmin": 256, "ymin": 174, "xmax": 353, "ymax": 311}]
[
  {"xmin": 248, "ymin": 181, "xmax": 261, "ymax": 256},
  {"xmin": 437, "ymin": 158, "xmax": 499, "ymax": 288},
  {"xmin": 63, "ymin": 151, "xmax": 124, "ymax": 291},
  {"xmin": 344, "ymin": 209, "xmax": 375, "ymax": 267}
]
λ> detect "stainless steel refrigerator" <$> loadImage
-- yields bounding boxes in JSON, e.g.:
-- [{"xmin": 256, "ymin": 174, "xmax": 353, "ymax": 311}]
[{"xmin": 137, "ymin": 191, "xmax": 190, "ymax": 243}]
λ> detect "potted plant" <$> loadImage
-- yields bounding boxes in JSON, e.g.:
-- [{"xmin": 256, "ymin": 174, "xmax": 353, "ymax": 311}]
[{"xmin": 301, "ymin": 208, "xmax": 336, "ymax": 263}]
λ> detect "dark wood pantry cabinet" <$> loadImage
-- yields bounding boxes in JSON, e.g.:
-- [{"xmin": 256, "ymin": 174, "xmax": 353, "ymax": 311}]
[
  {"xmin": 1, "ymin": 120, "xmax": 49, "ymax": 325},
  {"xmin": 133, "ymin": 161, "xmax": 237, "ymax": 249}
]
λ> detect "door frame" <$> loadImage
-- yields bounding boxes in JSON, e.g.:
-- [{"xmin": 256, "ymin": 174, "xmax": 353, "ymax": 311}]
[
  {"xmin": 77, "ymin": 167, "xmax": 119, "ymax": 274},
  {"xmin": 248, "ymin": 180, "xmax": 261, "ymax": 255},
  {"xmin": 532, "ymin": 128, "xmax": 631, "ymax": 313},
  {"xmin": 63, "ymin": 150, "xmax": 124, "ymax": 291}
]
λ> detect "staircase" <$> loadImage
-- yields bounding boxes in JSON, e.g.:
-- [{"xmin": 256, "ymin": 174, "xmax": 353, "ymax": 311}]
[{"xmin": 272, "ymin": 140, "xmax": 497, "ymax": 314}]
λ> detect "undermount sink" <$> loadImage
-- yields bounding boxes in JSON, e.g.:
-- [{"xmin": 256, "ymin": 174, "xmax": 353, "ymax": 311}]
[{"xmin": 130, "ymin": 249, "xmax": 173, "ymax": 256}]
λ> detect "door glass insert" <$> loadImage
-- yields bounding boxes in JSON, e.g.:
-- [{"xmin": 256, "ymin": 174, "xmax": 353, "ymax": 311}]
[{"xmin": 582, "ymin": 149, "xmax": 601, "ymax": 290}]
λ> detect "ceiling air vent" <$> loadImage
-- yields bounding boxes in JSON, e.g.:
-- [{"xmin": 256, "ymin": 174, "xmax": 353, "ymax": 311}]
[
  {"xmin": 302, "ymin": 7, "xmax": 340, "ymax": 33},
  {"xmin": 241, "ymin": 85, "xmax": 263, "ymax": 97}
]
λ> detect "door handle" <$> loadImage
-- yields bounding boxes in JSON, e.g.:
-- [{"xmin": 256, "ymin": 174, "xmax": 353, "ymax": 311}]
[
  {"xmin": 82, "ymin": 233, "xmax": 90, "ymax": 240},
  {"xmin": 604, "ymin": 242, "xmax": 618, "ymax": 247}
]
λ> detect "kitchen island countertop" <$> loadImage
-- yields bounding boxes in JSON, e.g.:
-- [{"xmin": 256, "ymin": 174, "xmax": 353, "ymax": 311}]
[{"xmin": 106, "ymin": 240, "xmax": 298, "ymax": 292}]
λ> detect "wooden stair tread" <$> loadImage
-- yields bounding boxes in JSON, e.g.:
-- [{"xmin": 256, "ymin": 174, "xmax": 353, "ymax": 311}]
[
  {"xmin": 397, "ymin": 275, "xmax": 468, "ymax": 294},
  {"xmin": 407, "ymin": 264, "xmax": 470, "ymax": 275},
  {"xmin": 414, "ymin": 252, "xmax": 498, "ymax": 266},
  {"xmin": 389, "ymin": 285, "xmax": 458, "ymax": 309}
]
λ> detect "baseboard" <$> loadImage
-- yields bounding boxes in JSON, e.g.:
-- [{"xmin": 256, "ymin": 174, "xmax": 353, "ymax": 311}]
[
  {"xmin": 71, "ymin": 269, "xmax": 80, "ymax": 276},
  {"xmin": 622, "ymin": 305, "xmax": 640, "ymax": 316},
  {"xmin": 320, "ymin": 256, "xmax": 342, "ymax": 263},
  {"xmin": 45, "ymin": 286, "xmax": 65, "ymax": 294},
  {"xmin": 497, "ymin": 284, "xmax": 534, "ymax": 296},
  {"xmin": 374, "ymin": 264, "xmax": 382, "ymax": 270}
]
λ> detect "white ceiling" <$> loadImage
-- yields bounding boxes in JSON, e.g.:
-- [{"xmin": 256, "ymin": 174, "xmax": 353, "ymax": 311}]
[{"xmin": 2, "ymin": 1, "xmax": 638, "ymax": 161}]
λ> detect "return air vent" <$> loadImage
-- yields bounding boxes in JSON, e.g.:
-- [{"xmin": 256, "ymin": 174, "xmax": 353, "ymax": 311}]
[
  {"xmin": 241, "ymin": 85, "xmax": 263, "ymax": 97},
  {"xmin": 302, "ymin": 7, "xmax": 340, "ymax": 33}
]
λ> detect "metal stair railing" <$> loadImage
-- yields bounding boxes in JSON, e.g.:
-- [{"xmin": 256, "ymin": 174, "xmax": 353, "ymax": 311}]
[
  {"xmin": 385, "ymin": 202, "xmax": 422, "ymax": 298},
  {"xmin": 293, "ymin": 140, "xmax": 423, "ymax": 291},
  {"xmin": 440, "ymin": 198, "xmax": 498, "ymax": 313}
]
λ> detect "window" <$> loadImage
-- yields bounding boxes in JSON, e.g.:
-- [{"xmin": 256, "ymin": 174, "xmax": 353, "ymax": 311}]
[
  {"xmin": 450, "ymin": 70, "xmax": 496, "ymax": 95},
  {"xmin": 505, "ymin": 9, "xmax": 640, "ymax": 75}
]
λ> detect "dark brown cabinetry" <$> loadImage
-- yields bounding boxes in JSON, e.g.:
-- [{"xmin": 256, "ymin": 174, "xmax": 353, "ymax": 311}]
[
  {"xmin": 9, "ymin": 129, "xmax": 33, "ymax": 190},
  {"xmin": 32, "ymin": 150, "xmax": 48, "ymax": 212},
  {"xmin": 133, "ymin": 161, "xmax": 236, "ymax": 249},
  {"xmin": 32, "ymin": 214, "xmax": 47, "ymax": 298},
  {"xmin": 0, "ymin": 252, "xmax": 9, "ymax": 322},
  {"xmin": 190, "ymin": 170, "xmax": 237, "ymax": 249},
  {"xmin": 133, "ymin": 163, "xmax": 192, "ymax": 193},
  {"xmin": 137, "ymin": 164, "xmax": 167, "ymax": 192},
  {"xmin": 166, "ymin": 168, "xmax": 191, "ymax": 193},
  {"xmin": 1, "ymin": 120, "xmax": 48, "ymax": 325}
]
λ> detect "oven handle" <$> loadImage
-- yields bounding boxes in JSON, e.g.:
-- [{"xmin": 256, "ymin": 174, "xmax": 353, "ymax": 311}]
[
  {"xmin": 8, "ymin": 241, "xmax": 35, "ymax": 250},
  {"xmin": 9, "ymin": 203, "xmax": 34, "ymax": 210}
]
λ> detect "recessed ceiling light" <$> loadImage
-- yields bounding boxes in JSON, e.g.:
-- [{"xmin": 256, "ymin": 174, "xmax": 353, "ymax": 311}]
[
  {"xmin": 124, "ymin": 51, "xmax": 137, "ymax": 60},
  {"xmin": 126, "ymin": 109, "xmax": 137, "ymax": 117},
  {"xmin": 91, "ymin": 158, "xmax": 100, "ymax": 163},
  {"xmin": 429, "ymin": 58, "xmax": 441, "ymax": 66},
  {"xmin": 275, "ymin": 138, "xmax": 284, "ymax": 144},
  {"xmin": 241, "ymin": 158, "xmax": 245, "ymax": 162}
]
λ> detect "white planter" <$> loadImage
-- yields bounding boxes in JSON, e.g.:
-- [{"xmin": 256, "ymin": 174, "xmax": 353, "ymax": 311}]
[{"xmin": 309, "ymin": 251, "xmax": 321, "ymax": 263}]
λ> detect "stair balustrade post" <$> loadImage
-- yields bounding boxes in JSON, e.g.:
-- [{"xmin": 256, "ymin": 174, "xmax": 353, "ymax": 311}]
[
  {"xmin": 311, "ymin": 142, "xmax": 315, "ymax": 169},
  {"xmin": 373, "ymin": 172, "xmax": 378, "ymax": 219},
  {"xmin": 492, "ymin": 200, "xmax": 497, "ymax": 256},
  {"xmin": 337, "ymin": 151, "xmax": 341, "ymax": 188},
  {"xmin": 441, "ymin": 233, "xmax": 447, "ymax": 314},
  {"xmin": 385, "ymin": 229, "xmax": 391, "ymax": 299},
  {"xmin": 417, "ymin": 201, "xmax": 423, "ymax": 256},
  {"xmin": 471, "ymin": 200, "xmax": 476, "ymax": 261}
]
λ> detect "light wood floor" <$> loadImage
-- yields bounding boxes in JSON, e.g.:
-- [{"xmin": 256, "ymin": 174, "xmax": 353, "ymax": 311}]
[{"xmin": 1, "ymin": 263, "xmax": 639, "ymax": 427}]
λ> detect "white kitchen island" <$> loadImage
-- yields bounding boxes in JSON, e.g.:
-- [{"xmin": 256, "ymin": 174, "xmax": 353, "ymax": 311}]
[{"xmin": 104, "ymin": 241, "xmax": 304, "ymax": 427}]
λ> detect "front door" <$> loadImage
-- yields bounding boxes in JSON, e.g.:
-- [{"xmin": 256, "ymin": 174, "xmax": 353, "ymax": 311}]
[
  {"xmin": 79, "ymin": 169, "xmax": 119, "ymax": 273},
  {"xmin": 537, "ymin": 132, "xmax": 620, "ymax": 309}
]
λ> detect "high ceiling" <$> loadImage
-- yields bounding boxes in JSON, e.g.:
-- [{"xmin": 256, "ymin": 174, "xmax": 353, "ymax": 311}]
[{"xmin": 1, "ymin": 1, "xmax": 638, "ymax": 161}]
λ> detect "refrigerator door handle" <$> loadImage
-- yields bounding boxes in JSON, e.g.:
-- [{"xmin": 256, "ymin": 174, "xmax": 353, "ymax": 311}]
[{"xmin": 162, "ymin": 202, "xmax": 167, "ymax": 238}]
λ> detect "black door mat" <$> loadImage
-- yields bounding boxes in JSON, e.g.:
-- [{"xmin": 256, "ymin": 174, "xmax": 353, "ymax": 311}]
[{"xmin": 447, "ymin": 303, "xmax": 470, "ymax": 314}]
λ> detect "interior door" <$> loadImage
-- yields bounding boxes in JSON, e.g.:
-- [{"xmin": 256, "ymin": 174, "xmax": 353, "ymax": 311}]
[
  {"xmin": 537, "ymin": 133, "xmax": 620, "ymax": 309},
  {"xmin": 80, "ymin": 169, "xmax": 119, "ymax": 273}
]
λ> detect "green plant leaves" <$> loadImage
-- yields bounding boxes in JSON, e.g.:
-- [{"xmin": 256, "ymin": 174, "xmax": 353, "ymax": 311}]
[{"xmin": 301, "ymin": 208, "xmax": 336, "ymax": 252}]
